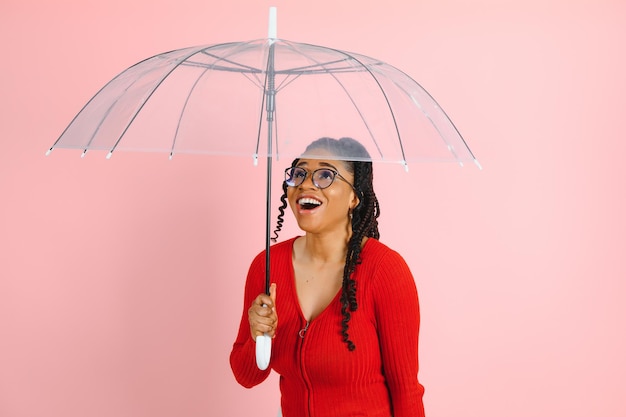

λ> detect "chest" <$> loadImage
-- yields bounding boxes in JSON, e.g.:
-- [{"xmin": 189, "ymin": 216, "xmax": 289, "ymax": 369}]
[{"xmin": 292, "ymin": 261, "xmax": 343, "ymax": 322}]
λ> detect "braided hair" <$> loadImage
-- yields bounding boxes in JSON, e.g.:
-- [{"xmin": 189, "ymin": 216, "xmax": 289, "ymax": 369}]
[{"xmin": 271, "ymin": 137, "xmax": 380, "ymax": 351}]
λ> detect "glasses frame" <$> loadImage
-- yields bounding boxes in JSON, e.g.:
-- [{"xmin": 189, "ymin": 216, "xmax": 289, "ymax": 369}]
[{"xmin": 284, "ymin": 166, "xmax": 355, "ymax": 190}]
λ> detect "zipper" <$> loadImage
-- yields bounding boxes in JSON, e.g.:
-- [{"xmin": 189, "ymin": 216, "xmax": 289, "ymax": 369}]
[
  {"xmin": 298, "ymin": 320, "xmax": 312, "ymax": 416},
  {"xmin": 299, "ymin": 321, "xmax": 310, "ymax": 338}
]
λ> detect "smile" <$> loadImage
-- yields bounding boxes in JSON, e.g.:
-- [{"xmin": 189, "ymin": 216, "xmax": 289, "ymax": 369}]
[{"xmin": 297, "ymin": 197, "xmax": 322, "ymax": 210}]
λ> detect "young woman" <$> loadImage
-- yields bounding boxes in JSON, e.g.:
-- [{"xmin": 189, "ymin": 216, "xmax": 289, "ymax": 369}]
[{"xmin": 230, "ymin": 137, "xmax": 425, "ymax": 417}]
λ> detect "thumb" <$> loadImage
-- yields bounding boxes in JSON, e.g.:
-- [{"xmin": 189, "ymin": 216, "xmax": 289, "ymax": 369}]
[{"xmin": 270, "ymin": 283, "xmax": 277, "ymax": 306}]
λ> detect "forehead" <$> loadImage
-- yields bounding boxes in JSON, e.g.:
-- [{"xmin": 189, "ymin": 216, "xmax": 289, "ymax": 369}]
[{"xmin": 295, "ymin": 158, "xmax": 351, "ymax": 173}]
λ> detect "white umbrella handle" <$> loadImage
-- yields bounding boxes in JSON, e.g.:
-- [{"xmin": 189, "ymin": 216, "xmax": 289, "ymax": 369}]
[
  {"xmin": 255, "ymin": 302, "xmax": 272, "ymax": 370},
  {"xmin": 256, "ymin": 333, "xmax": 272, "ymax": 370}
]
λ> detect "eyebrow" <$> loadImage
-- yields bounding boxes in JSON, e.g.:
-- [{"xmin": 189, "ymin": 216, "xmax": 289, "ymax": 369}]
[{"xmin": 295, "ymin": 161, "xmax": 340, "ymax": 171}]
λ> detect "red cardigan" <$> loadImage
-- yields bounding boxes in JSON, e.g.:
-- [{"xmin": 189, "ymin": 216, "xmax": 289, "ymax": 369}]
[{"xmin": 230, "ymin": 237, "xmax": 425, "ymax": 417}]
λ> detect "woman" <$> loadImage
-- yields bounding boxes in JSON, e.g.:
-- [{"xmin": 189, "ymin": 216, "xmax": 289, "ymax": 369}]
[{"xmin": 230, "ymin": 137, "xmax": 425, "ymax": 417}]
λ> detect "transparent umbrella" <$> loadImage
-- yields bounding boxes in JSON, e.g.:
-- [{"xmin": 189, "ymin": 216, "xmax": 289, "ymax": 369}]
[{"xmin": 47, "ymin": 7, "xmax": 479, "ymax": 369}]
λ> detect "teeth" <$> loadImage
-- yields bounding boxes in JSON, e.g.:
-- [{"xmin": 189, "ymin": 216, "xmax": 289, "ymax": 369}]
[{"xmin": 298, "ymin": 198, "xmax": 321, "ymax": 206}]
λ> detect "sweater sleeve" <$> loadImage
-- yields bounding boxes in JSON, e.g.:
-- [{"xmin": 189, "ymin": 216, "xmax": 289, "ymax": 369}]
[
  {"xmin": 371, "ymin": 249, "xmax": 426, "ymax": 417},
  {"xmin": 229, "ymin": 251, "xmax": 272, "ymax": 388}
]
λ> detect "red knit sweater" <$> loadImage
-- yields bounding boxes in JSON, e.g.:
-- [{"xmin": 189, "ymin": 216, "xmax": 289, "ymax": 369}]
[{"xmin": 230, "ymin": 237, "xmax": 425, "ymax": 417}]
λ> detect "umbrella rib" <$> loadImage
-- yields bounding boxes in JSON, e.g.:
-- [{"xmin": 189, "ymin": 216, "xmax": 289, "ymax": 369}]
[
  {"xmin": 274, "ymin": 57, "xmax": 386, "ymax": 76},
  {"xmin": 169, "ymin": 65, "xmax": 214, "ymax": 158},
  {"xmin": 198, "ymin": 41, "xmax": 269, "ymax": 103},
  {"xmin": 172, "ymin": 45, "xmax": 275, "ymax": 158},
  {"xmin": 49, "ymin": 53, "xmax": 171, "ymax": 154},
  {"xmin": 194, "ymin": 47, "xmax": 266, "ymax": 92},
  {"xmin": 240, "ymin": 71, "xmax": 265, "ymax": 89},
  {"xmin": 277, "ymin": 66, "xmax": 372, "ymax": 75},
  {"xmin": 189, "ymin": 52, "xmax": 370, "ymax": 76},
  {"xmin": 282, "ymin": 44, "xmax": 390, "ymax": 161},
  {"xmin": 273, "ymin": 58, "xmax": 361, "ymax": 75},
  {"xmin": 378, "ymin": 64, "xmax": 477, "ymax": 165},
  {"xmin": 325, "ymin": 49, "xmax": 406, "ymax": 163},
  {"xmin": 195, "ymin": 50, "xmax": 263, "ymax": 74},
  {"xmin": 106, "ymin": 49, "xmax": 209, "ymax": 156},
  {"xmin": 274, "ymin": 73, "xmax": 300, "ymax": 92},
  {"xmin": 336, "ymin": 79, "xmax": 386, "ymax": 160},
  {"xmin": 108, "ymin": 42, "xmax": 263, "ymax": 156},
  {"xmin": 182, "ymin": 61, "xmax": 262, "ymax": 74},
  {"xmin": 272, "ymin": 61, "xmax": 378, "ymax": 92}
]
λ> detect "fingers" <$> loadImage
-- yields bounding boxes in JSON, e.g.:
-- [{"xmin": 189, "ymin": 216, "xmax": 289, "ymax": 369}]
[
  {"xmin": 249, "ymin": 284, "xmax": 278, "ymax": 340},
  {"xmin": 249, "ymin": 303, "xmax": 278, "ymax": 339}
]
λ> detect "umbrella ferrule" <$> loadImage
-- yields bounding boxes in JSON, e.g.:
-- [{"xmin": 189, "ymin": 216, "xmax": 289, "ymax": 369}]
[{"xmin": 268, "ymin": 7, "xmax": 277, "ymax": 40}]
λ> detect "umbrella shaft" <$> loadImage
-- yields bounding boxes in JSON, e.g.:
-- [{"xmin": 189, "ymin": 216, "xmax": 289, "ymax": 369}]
[
  {"xmin": 263, "ymin": 41, "xmax": 277, "ymax": 296},
  {"xmin": 264, "ymin": 150, "xmax": 272, "ymax": 296}
]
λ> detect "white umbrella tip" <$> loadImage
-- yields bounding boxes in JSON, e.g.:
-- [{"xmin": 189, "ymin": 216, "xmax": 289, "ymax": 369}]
[
  {"xmin": 268, "ymin": 6, "xmax": 277, "ymax": 39},
  {"xmin": 45, "ymin": 148, "xmax": 53, "ymax": 156},
  {"xmin": 106, "ymin": 151, "xmax": 113, "ymax": 159}
]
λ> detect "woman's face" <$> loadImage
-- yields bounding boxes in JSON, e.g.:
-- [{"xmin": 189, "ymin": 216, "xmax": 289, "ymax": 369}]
[{"xmin": 286, "ymin": 155, "xmax": 359, "ymax": 236}]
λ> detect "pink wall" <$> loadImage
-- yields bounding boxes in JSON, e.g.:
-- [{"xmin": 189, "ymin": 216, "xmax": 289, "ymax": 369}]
[{"xmin": 1, "ymin": 0, "xmax": 625, "ymax": 416}]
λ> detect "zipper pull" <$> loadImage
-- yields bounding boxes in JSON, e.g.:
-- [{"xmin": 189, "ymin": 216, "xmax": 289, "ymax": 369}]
[{"xmin": 298, "ymin": 321, "xmax": 310, "ymax": 338}]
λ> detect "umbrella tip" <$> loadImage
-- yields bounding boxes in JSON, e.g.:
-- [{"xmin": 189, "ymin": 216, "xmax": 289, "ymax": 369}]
[
  {"xmin": 81, "ymin": 149, "xmax": 88, "ymax": 158},
  {"xmin": 268, "ymin": 6, "xmax": 277, "ymax": 40},
  {"xmin": 253, "ymin": 154, "xmax": 259, "ymax": 166},
  {"xmin": 473, "ymin": 159, "xmax": 483, "ymax": 170},
  {"xmin": 106, "ymin": 151, "xmax": 113, "ymax": 160},
  {"xmin": 45, "ymin": 148, "xmax": 53, "ymax": 156},
  {"xmin": 402, "ymin": 161, "xmax": 409, "ymax": 172},
  {"xmin": 169, "ymin": 152, "xmax": 174, "ymax": 161}
]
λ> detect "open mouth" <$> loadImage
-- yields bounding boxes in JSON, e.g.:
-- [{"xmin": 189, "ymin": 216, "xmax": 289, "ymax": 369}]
[{"xmin": 298, "ymin": 197, "xmax": 322, "ymax": 210}]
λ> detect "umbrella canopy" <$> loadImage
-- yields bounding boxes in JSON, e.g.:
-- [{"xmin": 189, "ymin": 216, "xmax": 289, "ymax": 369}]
[{"xmin": 47, "ymin": 38, "xmax": 479, "ymax": 169}]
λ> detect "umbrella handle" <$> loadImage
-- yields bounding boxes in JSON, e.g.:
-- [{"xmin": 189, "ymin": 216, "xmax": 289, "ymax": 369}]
[{"xmin": 256, "ymin": 333, "xmax": 272, "ymax": 370}]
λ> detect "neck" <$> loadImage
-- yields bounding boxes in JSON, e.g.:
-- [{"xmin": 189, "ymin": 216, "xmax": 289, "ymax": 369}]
[{"xmin": 299, "ymin": 229, "xmax": 352, "ymax": 264}]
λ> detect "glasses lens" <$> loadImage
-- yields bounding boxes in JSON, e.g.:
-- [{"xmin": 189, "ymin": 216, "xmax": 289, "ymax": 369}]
[
  {"xmin": 285, "ymin": 167, "xmax": 306, "ymax": 187},
  {"xmin": 313, "ymin": 169, "xmax": 336, "ymax": 189}
]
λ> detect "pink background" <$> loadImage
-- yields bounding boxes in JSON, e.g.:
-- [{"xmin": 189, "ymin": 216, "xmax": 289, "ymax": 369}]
[{"xmin": 1, "ymin": 0, "xmax": 625, "ymax": 416}]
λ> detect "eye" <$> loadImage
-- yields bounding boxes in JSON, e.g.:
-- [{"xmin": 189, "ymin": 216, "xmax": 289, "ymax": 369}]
[
  {"xmin": 317, "ymin": 169, "xmax": 334, "ymax": 180},
  {"xmin": 294, "ymin": 168, "xmax": 307, "ymax": 178}
]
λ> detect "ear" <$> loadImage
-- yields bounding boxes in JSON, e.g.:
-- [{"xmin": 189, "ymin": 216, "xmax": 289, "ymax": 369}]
[{"xmin": 350, "ymin": 191, "xmax": 360, "ymax": 210}]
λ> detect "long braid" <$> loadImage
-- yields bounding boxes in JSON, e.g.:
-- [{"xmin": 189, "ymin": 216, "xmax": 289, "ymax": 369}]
[
  {"xmin": 271, "ymin": 180, "xmax": 289, "ymax": 243},
  {"xmin": 272, "ymin": 138, "xmax": 380, "ymax": 351},
  {"xmin": 340, "ymin": 159, "xmax": 380, "ymax": 350},
  {"xmin": 272, "ymin": 158, "xmax": 300, "ymax": 242}
]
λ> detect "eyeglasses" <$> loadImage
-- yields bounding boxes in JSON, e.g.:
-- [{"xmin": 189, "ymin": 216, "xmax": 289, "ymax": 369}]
[{"xmin": 284, "ymin": 166, "xmax": 354, "ymax": 190}]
